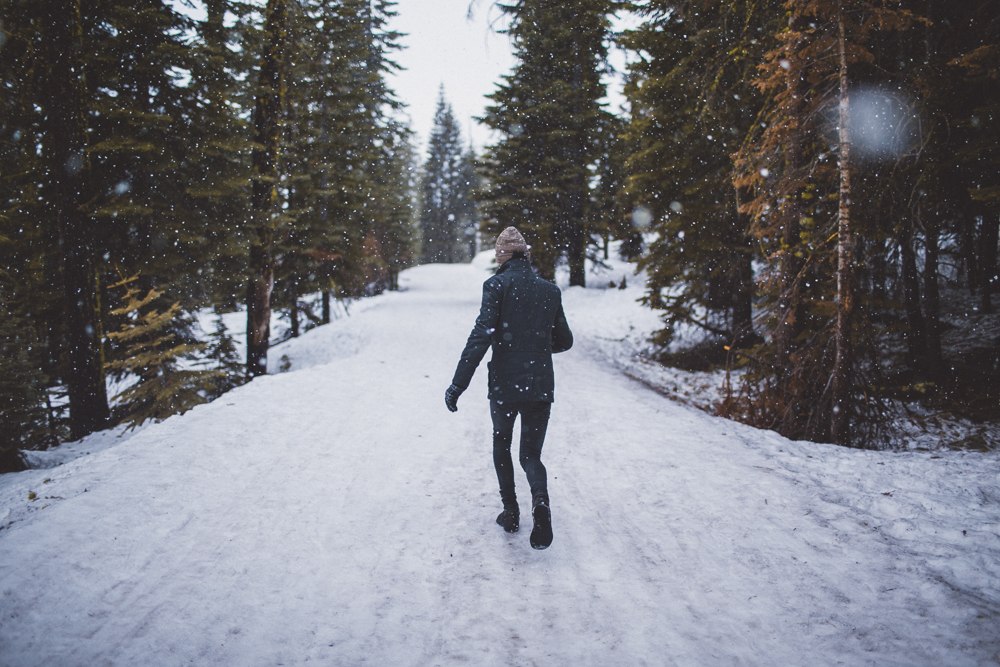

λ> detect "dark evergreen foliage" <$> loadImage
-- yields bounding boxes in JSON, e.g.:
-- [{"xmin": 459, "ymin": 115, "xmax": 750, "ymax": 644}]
[
  {"xmin": 0, "ymin": 0, "xmax": 415, "ymax": 459},
  {"xmin": 480, "ymin": 0, "xmax": 617, "ymax": 283},
  {"xmin": 203, "ymin": 312, "xmax": 247, "ymax": 400},
  {"xmin": 0, "ymin": 299, "xmax": 54, "ymax": 472},
  {"xmin": 622, "ymin": 1, "xmax": 773, "ymax": 350},
  {"xmin": 625, "ymin": 0, "xmax": 1000, "ymax": 447},
  {"xmin": 419, "ymin": 89, "xmax": 478, "ymax": 264},
  {"xmin": 3, "ymin": 0, "xmax": 997, "ymax": 457},
  {"xmin": 105, "ymin": 274, "xmax": 221, "ymax": 430}
]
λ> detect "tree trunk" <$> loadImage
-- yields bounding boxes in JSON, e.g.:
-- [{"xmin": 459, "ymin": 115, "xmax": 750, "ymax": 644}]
[
  {"xmin": 565, "ymin": 160, "xmax": 587, "ymax": 287},
  {"xmin": 831, "ymin": 8, "xmax": 854, "ymax": 447},
  {"xmin": 567, "ymin": 211, "xmax": 587, "ymax": 287},
  {"xmin": 322, "ymin": 290, "xmax": 331, "ymax": 324},
  {"xmin": 47, "ymin": 0, "xmax": 109, "ymax": 439},
  {"xmin": 775, "ymin": 13, "xmax": 808, "ymax": 437},
  {"xmin": 776, "ymin": 14, "xmax": 807, "ymax": 377},
  {"xmin": 900, "ymin": 222, "xmax": 926, "ymax": 372},
  {"xmin": 246, "ymin": 0, "xmax": 287, "ymax": 378},
  {"xmin": 923, "ymin": 219, "xmax": 944, "ymax": 380},
  {"xmin": 732, "ymin": 188, "xmax": 755, "ymax": 347},
  {"xmin": 980, "ymin": 212, "xmax": 999, "ymax": 313},
  {"xmin": 871, "ymin": 238, "xmax": 887, "ymax": 306},
  {"xmin": 565, "ymin": 41, "xmax": 587, "ymax": 289},
  {"xmin": 959, "ymin": 211, "xmax": 980, "ymax": 295}
]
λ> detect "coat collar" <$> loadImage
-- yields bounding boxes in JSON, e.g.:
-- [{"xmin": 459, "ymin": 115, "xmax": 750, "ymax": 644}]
[{"xmin": 496, "ymin": 255, "xmax": 531, "ymax": 275}]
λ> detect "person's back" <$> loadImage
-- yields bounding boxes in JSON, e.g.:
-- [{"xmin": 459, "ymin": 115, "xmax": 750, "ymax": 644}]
[
  {"xmin": 445, "ymin": 227, "xmax": 572, "ymax": 550},
  {"xmin": 453, "ymin": 255, "xmax": 572, "ymax": 404}
]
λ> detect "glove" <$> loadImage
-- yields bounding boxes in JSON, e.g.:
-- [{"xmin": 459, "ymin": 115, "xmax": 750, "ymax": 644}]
[{"xmin": 445, "ymin": 384, "xmax": 464, "ymax": 412}]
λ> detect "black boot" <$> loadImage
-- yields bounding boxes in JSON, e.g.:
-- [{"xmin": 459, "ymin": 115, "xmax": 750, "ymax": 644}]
[
  {"xmin": 529, "ymin": 493, "xmax": 552, "ymax": 550},
  {"xmin": 496, "ymin": 502, "xmax": 519, "ymax": 533}
]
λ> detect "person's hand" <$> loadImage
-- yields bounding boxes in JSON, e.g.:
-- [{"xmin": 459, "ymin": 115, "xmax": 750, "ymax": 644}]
[{"xmin": 445, "ymin": 384, "xmax": 464, "ymax": 412}]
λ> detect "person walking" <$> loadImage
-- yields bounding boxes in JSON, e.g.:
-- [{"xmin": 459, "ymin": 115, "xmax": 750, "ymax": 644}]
[{"xmin": 445, "ymin": 227, "xmax": 573, "ymax": 549}]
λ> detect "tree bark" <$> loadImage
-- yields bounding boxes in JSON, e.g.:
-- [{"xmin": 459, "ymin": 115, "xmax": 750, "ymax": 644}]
[
  {"xmin": 46, "ymin": 0, "xmax": 110, "ymax": 438},
  {"xmin": 832, "ymin": 8, "xmax": 854, "ymax": 447},
  {"xmin": 732, "ymin": 187, "xmax": 755, "ymax": 347},
  {"xmin": 900, "ymin": 222, "xmax": 926, "ymax": 372},
  {"xmin": 923, "ymin": 218, "xmax": 944, "ymax": 380},
  {"xmin": 566, "ymin": 209, "xmax": 587, "ymax": 287},
  {"xmin": 776, "ymin": 14, "xmax": 807, "ymax": 377},
  {"xmin": 246, "ymin": 0, "xmax": 287, "ymax": 378},
  {"xmin": 775, "ymin": 12, "xmax": 809, "ymax": 436},
  {"xmin": 980, "ymin": 212, "xmax": 999, "ymax": 313}
]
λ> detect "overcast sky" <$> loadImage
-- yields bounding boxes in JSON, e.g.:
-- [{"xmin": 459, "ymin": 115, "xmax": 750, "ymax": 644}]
[
  {"xmin": 386, "ymin": 1, "xmax": 634, "ymax": 160},
  {"xmin": 178, "ymin": 0, "xmax": 630, "ymax": 161},
  {"xmin": 385, "ymin": 1, "xmax": 516, "ymax": 156}
]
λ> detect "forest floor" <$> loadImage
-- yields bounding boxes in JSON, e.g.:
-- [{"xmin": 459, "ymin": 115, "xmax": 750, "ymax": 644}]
[{"xmin": 1, "ymin": 252, "xmax": 998, "ymax": 666}]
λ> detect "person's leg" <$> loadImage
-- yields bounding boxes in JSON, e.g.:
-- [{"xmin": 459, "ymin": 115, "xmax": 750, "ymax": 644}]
[
  {"xmin": 517, "ymin": 401, "xmax": 551, "ymax": 498},
  {"xmin": 490, "ymin": 401, "xmax": 519, "ymax": 507},
  {"xmin": 518, "ymin": 401, "xmax": 553, "ymax": 549}
]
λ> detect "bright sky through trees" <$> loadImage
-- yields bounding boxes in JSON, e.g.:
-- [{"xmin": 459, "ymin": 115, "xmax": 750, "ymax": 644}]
[{"xmin": 387, "ymin": 0, "xmax": 633, "ymax": 153}]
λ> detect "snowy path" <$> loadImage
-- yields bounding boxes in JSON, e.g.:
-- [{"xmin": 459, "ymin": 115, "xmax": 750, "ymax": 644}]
[{"xmin": 1, "ymin": 258, "xmax": 998, "ymax": 666}]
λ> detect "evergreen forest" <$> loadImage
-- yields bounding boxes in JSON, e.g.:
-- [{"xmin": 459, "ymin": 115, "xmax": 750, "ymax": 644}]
[
  {"xmin": 2, "ymin": 0, "xmax": 998, "ymax": 470},
  {"xmin": 1, "ymin": 0, "xmax": 415, "ymax": 469}
]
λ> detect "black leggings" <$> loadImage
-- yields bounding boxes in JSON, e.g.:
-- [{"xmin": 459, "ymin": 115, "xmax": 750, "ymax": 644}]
[{"xmin": 490, "ymin": 400, "xmax": 551, "ymax": 506}]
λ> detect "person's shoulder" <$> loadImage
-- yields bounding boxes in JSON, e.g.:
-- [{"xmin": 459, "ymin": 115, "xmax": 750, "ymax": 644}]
[
  {"xmin": 534, "ymin": 275, "xmax": 562, "ymax": 296},
  {"xmin": 483, "ymin": 273, "xmax": 504, "ymax": 290}
]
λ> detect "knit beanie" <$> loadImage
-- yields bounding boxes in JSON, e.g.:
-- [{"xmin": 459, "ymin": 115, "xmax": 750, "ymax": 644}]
[{"xmin": 495, "ymin": 226, "xmax": 529, "ymax": 266}]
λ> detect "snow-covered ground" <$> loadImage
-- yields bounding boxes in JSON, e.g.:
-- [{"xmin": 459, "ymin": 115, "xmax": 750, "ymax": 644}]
[{"xmin": 1, "ymin": 253, "xmax": 998, "ymax": 666}]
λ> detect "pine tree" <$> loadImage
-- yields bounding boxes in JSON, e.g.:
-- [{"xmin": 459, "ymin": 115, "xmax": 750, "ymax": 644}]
[
  {"xmin": 43, "ymin": 0, "xmax": 110, "ymax": 439},
  {"xmin": 950, "ymin": 11, "xmax": 1000, "ymax": 312},
  {"xmin": 0, "ymin": 299, "xmax": 53, "ymax": 472},
  {"xmin": 481, "ymin": 0, "xmax": 615, "ymax": 283},
  {"xmin": 590, "ymin": 114, "xmax": 631, "ymax": 261},
  {"xmin": 420, "ymin": 90, "xmax": 477, "ymax": 264},
  {"xmin": 184, "ymin": 0, "xmax": 256, "ymax": 310},
  {"xmin": 203, "ymin": 312, "xmax": 246, "ymax": 399},
  {"xmin": 0, "ymin": 0, "xmax": 68, "ymax": 442},
  {"xmin": 105, "ymin": 274, "xmax": 222, "ymax": 430},
  {"xmin": 85, "ymin": 1, "xmax": 213, "ymax": 298},
  {"xmin": 622, "ymin": 1, "xmax": 775, "ymax": 351},
  {"xmin": 371, "ymin": 123, "xmax": 419, "ymax": 290},
  {"xmin": 734, "ymin": 0, "xmax": 920, "ymax": 445},
  {"xmin": 246, "ymin": 0, "xmax": 289, "ymax": 377},
  {"xmin": 273, "ymin": 0, "xmax": 411, "ymax": 323}
]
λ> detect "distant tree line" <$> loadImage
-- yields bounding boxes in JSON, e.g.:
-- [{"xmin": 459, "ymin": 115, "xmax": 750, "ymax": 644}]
[
  {"xmin": 482, "ymin": 0, "xmax": 998, "ymax": 448},
  {"xmin": 0, "ymin": 0, "xmax": 416, "ymax": 469},
  {"xmin": 418, "ymin": 88, "xmax": 480, "ymax": 264}
]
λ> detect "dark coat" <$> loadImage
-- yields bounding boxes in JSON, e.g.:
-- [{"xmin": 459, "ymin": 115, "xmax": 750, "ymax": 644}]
[{"xmin": 452, "ymin": 256, "xmax": 573, "ymax": 403}]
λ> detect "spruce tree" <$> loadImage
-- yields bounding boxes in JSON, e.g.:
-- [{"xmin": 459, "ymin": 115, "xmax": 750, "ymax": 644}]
[
  {"xmin": 420, "ymin": 90, "xmax": 476, "ymax": 264},
  {"xmin": 733, "ymin": 0, "xmax": 920, "ymax": 445},
  {"xmin": 274, "ymin": 0, "xmax": 410, "ymax": 322},
  {"xmin": 950, "ymin": 13, "xmax": 1000, "ymax": 313},
  {"xmin": 43, "ymin": 0, "xmax": 110, "ymax": 439},
  {"xmin": 459, "ymin": 146, "xmax": 482, "ymax": 260},
  {"xmin": 246, "ymin": 0, "xmax": 289, "ymax": 377},
  {"xmin": 622, "ymin": 1, "xmax": 775, "ymax": 351},
  {"xmin": 0, "ymin": 0, "xmax": 68, "ymax": 440},
  {"xmin": 0, "ymin": 299, "xmax": 53, "ymax": 472},
  {"xmin": 105, "ymin": 274, "xmax": 222, "ymax": 430},
  {"xmin": 203, "ymin": 312, "xmax": 246, "ymax": 399},
  {"xmin": 184, "ymin": 0, "xmax": 256, "ymax": 310},
  {"xmin": 371, "ymin": 123, "xmax": 419, "ymax": 290},
  {"xmin": 481, "ymin": 0, "xmax": 615, "ymax": 283}
]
